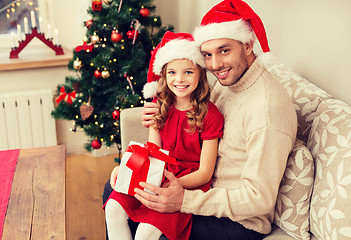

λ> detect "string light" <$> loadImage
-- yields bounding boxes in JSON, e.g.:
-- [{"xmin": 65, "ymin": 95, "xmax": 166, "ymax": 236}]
[
  {"xmin": 75, "ymin": 115, "xmax": 79, "ymax": 119},
  {"xmin": 95, "ymin": 121, "xmax": 99, "ymax": 125}
]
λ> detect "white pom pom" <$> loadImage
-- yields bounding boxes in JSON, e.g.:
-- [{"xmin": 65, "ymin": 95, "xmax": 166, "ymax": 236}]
[
  {"xmin": 143, "ymin": 81, "xmax": 158, "ymax": 99},
  {"xmin": 256, "ymin": 52, "xmax": 278, "ymax": 71}
]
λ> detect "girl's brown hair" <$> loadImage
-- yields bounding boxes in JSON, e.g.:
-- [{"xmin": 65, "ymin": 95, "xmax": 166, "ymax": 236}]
[{"xmin": 153, "ymin": 63, "xmax": 211, "ymax": 133}]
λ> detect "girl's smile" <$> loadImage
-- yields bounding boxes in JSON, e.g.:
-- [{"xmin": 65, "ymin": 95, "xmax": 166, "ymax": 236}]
[{"xmin": 166, "ymin": 59, "xmax": 200, "ymax": 109}]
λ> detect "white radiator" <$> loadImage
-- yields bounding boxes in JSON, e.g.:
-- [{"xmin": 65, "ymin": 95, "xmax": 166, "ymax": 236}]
[{"xmin": 0, "ymin": 89, "xmax": 57, "ymax": 150}]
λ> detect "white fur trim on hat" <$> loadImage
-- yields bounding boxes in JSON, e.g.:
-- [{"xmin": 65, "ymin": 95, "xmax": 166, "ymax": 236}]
[
  {"xmin": 193, "ymin": 20, "xmax": 255, "ymax": 46},
  {"xmin": 142, "ymin": 81, "xmax": 158, "ymax": 99},
  {"xmin": 153, "ymin": 39, "xmax": 205, "ymax": 75}
]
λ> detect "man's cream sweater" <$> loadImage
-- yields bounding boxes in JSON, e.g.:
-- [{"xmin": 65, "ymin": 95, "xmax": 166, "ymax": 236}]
[{"xmin": 181, "ymin": 59, "xmax": 297, "ymax": 234}]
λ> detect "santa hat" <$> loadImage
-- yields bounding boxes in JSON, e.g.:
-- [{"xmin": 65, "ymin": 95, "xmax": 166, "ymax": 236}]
[
  {"xmin": 193, "ymin": 0, "xmax": 270, "ymax": 54},
  {"xmin": 143, "ymin": 31, "xmax": 206, "ymax": 99}
]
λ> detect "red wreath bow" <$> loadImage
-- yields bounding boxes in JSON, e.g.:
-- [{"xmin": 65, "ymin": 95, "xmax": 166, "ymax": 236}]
[
  {"xmin": 125, "ymin": 142, "xmax": 176, "ymax": 195},
  {"xmin": 75, "ymin": 42, "xmax": 94, "ymax": 52},
  {"xmin": 56, "ymin": 86, "xmax": 76, "ymax": 104}
]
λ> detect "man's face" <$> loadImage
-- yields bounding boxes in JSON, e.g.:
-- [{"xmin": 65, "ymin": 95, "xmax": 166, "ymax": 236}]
[{"xmin": 200, "ymin": 38, "xmax": 249, "ymax": 86}]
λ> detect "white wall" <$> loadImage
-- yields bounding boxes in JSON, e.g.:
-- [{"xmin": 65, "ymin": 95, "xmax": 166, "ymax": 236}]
[
  {"xmin": 1, "ymin": 0, "xmax": 350, "ymax": 154},
  {"xmin": 155, "ymin": 0, "xmax": 351, "ymax": 106}
]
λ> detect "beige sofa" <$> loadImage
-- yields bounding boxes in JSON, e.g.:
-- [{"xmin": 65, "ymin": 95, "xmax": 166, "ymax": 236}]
[{"xmin": 119, "ymin": 63, "xmax": 351, "ymax": 240}]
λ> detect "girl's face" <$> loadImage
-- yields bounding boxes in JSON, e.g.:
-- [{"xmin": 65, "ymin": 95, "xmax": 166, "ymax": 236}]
[{"xmin": 166, "ymin": 59, "xmax": 200, "ymax": 103}]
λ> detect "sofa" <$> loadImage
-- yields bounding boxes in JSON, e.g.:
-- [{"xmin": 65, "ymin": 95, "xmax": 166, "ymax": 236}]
[{"xmin": 119, "ymin": 63, "xmax": 351, "ymax": 240}]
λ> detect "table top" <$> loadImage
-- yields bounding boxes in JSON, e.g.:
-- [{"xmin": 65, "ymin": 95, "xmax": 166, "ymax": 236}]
[{"xmin": 2, "ymin": 145, "xmax": 66, "ymax": 240}]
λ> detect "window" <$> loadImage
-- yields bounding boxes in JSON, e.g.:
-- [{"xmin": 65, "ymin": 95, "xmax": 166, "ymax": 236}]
[
  {"xmin": 0, "ymin": 0, "xmax": 39, "ymax": 35},
  {"xmin": 0, "ymin": 0, "xmax": 52, "ymax": 48}
]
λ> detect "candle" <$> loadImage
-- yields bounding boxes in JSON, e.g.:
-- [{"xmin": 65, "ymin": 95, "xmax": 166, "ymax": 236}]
[
  {"xmin": 24, "ymin": 17, "xmax": 29, "ymax": 34},
  {"xmin": 54, "ymin": 29, "xmax": 59, "ymax": 45},
  {"xmin": 17, "ymin": 24, "xmax": 22, "ymax": 41},
  {"xmin": 11, "ymin": 32, "xmax": 17, "ymax": 48},
  {"xmin": 31, "ymin": 10, "xmax": 36, "ymax": 28},
  {"xmin": 47, "ymin": 24, "xmax": 51, "ymax": 39},
  {"xmin": 38, "ymin": 16, "xmax": 43, "ymax": 32}
]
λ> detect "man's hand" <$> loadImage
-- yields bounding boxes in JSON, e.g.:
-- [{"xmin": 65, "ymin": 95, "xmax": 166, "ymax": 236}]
[
  {"xmin": 110, "ymin": 166, "xmax": 120, "ymax": 190},
  {"xmin": 134, "ymin": 170, "xmax": 184, "ymax": 213},
  {"xmin": 142, "ymin": 102, "xmax": 158, "ymax": 128}
]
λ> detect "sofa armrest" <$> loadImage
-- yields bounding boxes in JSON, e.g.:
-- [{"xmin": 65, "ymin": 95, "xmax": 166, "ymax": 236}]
[{"xmin": 120, "ymin": 107, "xmax": 149, "ymax": 153}]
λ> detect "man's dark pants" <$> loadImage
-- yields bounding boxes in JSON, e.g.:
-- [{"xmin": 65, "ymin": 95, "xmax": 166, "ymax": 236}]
[{"xmin": 103, "ymin": 180, "xmax": 264, "ymax": 240}]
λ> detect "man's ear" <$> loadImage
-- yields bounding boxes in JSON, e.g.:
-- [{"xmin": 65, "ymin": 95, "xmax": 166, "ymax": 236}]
[{"xmin": 244, "ymin": 40, "xmax": 254, "ymax": 56}]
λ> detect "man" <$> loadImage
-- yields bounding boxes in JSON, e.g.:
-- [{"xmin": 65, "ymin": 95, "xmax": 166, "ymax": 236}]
[{"xmin": 105, "ymin": 0, "xmax": 297, "ymax": 239}]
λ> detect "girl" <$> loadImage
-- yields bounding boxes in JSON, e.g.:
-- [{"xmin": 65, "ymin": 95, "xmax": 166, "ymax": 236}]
[{"xmin": 105, "ymin": 31, "xmax": 224, "ymax": 240}]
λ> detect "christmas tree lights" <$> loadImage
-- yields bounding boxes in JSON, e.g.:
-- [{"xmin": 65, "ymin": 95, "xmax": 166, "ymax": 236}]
[{"xmin": 51, "ymin": 0, "xmax": 173, "ymax": 152}]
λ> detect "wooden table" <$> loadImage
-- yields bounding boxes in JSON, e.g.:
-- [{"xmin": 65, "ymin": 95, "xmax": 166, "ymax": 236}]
[{"xmin": 2, "ymin": 145, "xmax": 66, "ymax": 239}]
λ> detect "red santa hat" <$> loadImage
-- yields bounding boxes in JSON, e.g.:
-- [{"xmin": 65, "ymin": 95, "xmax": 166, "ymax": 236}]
[
  {"xmin": 143, "ymin": 31, "xmax": 206, "ymax": 99},
  {"xmin": 193, "ymin": 0, "xmax": 270, "ymax": 53}
]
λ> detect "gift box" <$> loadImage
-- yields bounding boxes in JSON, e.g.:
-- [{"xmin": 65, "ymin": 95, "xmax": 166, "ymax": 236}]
[{"xmin": 115, "ymin": 141, "xmax": 176, "ymax": 196}]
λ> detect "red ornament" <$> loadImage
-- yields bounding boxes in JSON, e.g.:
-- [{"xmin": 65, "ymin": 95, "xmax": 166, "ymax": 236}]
[
  {"xmin": 139, "ymin": 8, "xmax": 150, "ymax": 17},
  {"xmin": 112, "ymin": 110, "xmax": 120, "ymax": 120},
  {"xmin": 91, "ymin": 139, "xmax": 102, "ymax": 149},
  {"xmin": 126, "ymin": 28, "xmax": 138, "ymax": 40},
  {"xmin": 94, "ymin": 69, "xmax": 102, "ymax": 78},
  {"xmin": 85, "ymin": 19, "xmax": 93, "ymax": 29},
  {"xmin": 92, "ymin": 0, "xmax": 102, "ymax": 11},
  {"xmin": 111, "ymin": 30, "xmax": 122, "ymax": 43}
]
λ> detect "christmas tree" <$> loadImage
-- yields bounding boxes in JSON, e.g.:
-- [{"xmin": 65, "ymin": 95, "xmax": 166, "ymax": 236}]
[{"xmin": 52, "ymin": 0, "xmax": 173, "ymax": 152}]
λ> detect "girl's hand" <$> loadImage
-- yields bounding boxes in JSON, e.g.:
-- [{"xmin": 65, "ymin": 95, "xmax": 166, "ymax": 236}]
[
  {"xmin": 110, "ymin": 166, "xmax": 120, "ymax": 190},
  {"xmin": 142, "ymin": 102, "xmax": 158, "ymax": 128}
]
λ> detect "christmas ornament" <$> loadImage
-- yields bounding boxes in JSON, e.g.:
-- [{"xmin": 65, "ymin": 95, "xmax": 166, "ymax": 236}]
[
  {"xmin": 117, "ymin": 0, "xmax": 123, "ymax": 13},
  {"xmin": 94, "ymin": 69, "xmax": 102, "ymax": 78},
  {"xmin": 91, "ymin": 32, "xmax": 100, "ymax": 44},
  {"xmin": 80, "ymin": 102, "xmax": 94, "ymax": 120},
  {"xmin": 126, "ymin": 28, "xmax": 137, "ymax": 40},
  {"xmin": 92, "ymin": 0, "xmax": 102, "ymax": 11},
  {"xmin": 111, "ymin": 30, "xmax": 122, "ymax": 43},
  {"xmin": 112, "ymin": 110, "xmax": 120, "ymax": 120},
  {"xmin": 73, "ymin": 58, "xmax": 83, "ymax": 70},
  {"xmin": 75, "ymin": 41, "xmax": 94, "ymax": 52},
  {"xmin": 91, "ymin": 139, "xmax": 102, "ymax": 149},
  {"xmin": 127, "ymin": 20, "xmax": 141, "ymax": 44},
  {"xmin": 85, "ymin": 19, "xmax": 93, "ymax": 29},
  {"xmin": 56, "ymin": 86, "xmax": 76, "ymax": 104},
  {"xmin": 103, "ymin": 0, "xmax": 113, "ymax": 5},
  {"xmin": 124, "ymin": 73, "xmax": 135, "ymax": 94},
  {"xmin": 101, "ymin": 69, "xmax": 110, "ymax": 79},
  {"xmin": 72, "ymin": 82, "xmax": 80, "ymax": 92},
  {"xmin": 139, "ymin": 7, "xmax": 150, "ymax": 17}
]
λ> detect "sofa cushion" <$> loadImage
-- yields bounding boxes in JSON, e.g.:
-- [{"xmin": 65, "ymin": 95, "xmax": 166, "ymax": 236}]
[
  {"xmin": 307, "ymin": 99, "xmax": 351, "ymax": 240},
  {"xmin": 267, "ymin": 63, "xmax": 332, "ymax": 143},
  {"xmin": 274, "ymin": 139, "xmax": 314, "ymax": 240}
]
